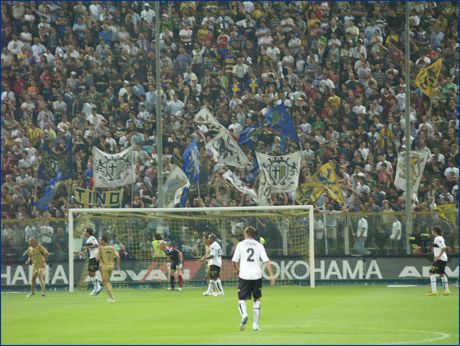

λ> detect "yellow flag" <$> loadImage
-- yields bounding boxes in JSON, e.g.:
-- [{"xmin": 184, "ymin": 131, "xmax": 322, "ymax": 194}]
[
  {"xmin": 317, "ymin": 162, "xmax": 345, "ymax": 205},
  {"xmin": 296, "ymin": 181, "xmax": 325, "ymax": 204},
  {"xmin": 415, "ymin": 59, "xmax": 443, "ymax": 98},
  {"xmin": 296, "ymin": 162, "xmax": 345, "ymax": 205},
  {"xmin": 435, "ymin": 203, "xmax": 458, "ymax": 225}
]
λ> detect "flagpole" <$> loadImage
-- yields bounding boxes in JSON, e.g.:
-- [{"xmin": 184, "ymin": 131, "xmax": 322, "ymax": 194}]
[
  {"xmin": 404, "ymin": 1, "xmax": 412, "ymax": 255},
  {"xmin": 155, "ymin": 0, "xmax": 164, "ymax": 208},
  {"xmin": 66, "ymin": 178, "xmax": 72, "ymax": 211},
  {"xmin": 131, "ymin": 149, "xmax": 135, "ymax": 207},
  {"xmin": 32, "ymin": 171, "xmax": 40, "ymax": 207}
]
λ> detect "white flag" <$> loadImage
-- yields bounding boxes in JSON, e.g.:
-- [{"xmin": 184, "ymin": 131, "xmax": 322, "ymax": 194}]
[
  {"xmin": 255, "ymin": 151, "xmax": 302, "ymax": 193},
  {"xmin": 257, "ymin": 168, "xmax": 272, "ymax": 206},
  {"xmin": 162, "ymin": 165, "xmax": 190, "ymax": 208},
  {"xmin": 93, "ymin": 146, "xmax": 135, "ymax": 188},
  {"xmin": 394, "ymin": 150, "xmax": 429, "ymax": 194},
  {"xmin": 194, "ymin": 107, "xmax": 224, "ymax": 130},
  {"xmin": 222, "ymin": 170, "xmax": 257, "ymax": 202},
  {"xmin": 206, "ymin": 129, "xmax": 249, "ymax": 168}
]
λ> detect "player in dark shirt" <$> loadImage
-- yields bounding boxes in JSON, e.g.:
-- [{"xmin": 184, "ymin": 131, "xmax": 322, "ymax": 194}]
[{"xmin": 160, "ymin": 241, "xmax": 184, "ymax": 291}]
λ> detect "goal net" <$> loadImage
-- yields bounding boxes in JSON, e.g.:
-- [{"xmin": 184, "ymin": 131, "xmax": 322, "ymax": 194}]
[{"xmin": 68, "ymin": 206, "xmax": 315, "ymax": 291}]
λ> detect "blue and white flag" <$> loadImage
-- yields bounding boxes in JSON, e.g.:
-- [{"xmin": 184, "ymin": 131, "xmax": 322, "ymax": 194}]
[
  {"xmin": 183, "ymin": 139, "xmax": 200, "ymax": 183},
  {"xmin": 238, "ymin": 125, "xmax": 259, "ymax": 149},
  {"xmin": 264, "ymin": 102, "xmax": 299, "ymax": 142},
  {"xmin": 33, "ymin": 172, "xmax": 62, "ymax": 210},
  {"xmin": 162, "ymin": 165, "xmax": 190, "ymax": 208}
]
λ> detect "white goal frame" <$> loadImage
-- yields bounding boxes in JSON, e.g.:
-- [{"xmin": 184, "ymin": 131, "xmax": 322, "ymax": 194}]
[{"xmin": 68, "ymin": 205, "xmax": 315, "ymax": 292}]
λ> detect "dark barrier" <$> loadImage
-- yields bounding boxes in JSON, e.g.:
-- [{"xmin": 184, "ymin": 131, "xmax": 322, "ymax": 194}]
[{"xmin": 2, "ymin": 256, "xmax": 458, "ymax": 288}]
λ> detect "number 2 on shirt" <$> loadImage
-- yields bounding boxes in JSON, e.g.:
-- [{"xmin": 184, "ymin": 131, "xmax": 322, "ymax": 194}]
[{"xmin": 247, "ymin": 248, "xmax": 254, "ymax": 262}]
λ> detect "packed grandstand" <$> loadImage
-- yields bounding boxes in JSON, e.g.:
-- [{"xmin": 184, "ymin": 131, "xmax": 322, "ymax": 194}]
[{"xmin": 1, "ymin": 1, "xmax": 458, "ymax": 259}]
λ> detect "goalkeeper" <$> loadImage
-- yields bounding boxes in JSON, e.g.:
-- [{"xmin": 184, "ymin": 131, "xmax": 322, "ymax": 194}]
[{"xmin": 160, "ymin": 241, "xmax": 184, "ymax": 291}]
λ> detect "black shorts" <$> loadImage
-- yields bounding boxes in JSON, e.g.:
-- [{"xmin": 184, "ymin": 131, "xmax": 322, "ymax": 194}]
[
  {"xmin": 170, "ymin": 261, "xmax": 181, "ymax": 270},
  {"xmin": 209, "ymin": 265, "xmax": 221, "ymax": 279},
  {"xmin": 88, "ymin": 257, "xmax": 99, "ymax": 273},
  {"xmin": 238, "ymin": 278, "xmax": 262, "ymax": 301},
  {"xmin": 429, "ymin": 260, "xmax": 447, "ymax": 275}
]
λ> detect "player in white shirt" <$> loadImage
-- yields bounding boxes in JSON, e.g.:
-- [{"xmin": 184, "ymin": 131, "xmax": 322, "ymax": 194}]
[
  {"xmin": 200, "ymin": 234, "xmax": 224, "ymax": 296},
  {"xmin": 426, "ymin": 227, "xmax": 451, "ymax": 296},
  {"xmin": 79, "ymin": 228, "xmax": 102, "ymax": 296},
  {"xmin": 232, "ymin": 226, "xmax": 275, "ymax": 332}
]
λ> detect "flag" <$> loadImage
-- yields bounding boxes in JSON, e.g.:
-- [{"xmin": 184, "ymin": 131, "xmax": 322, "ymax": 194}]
[
  {"xmin": 206, "ymin": 129, "xmax": 249, "ymax": 168},
  {"xmin": 33, "ymin": 172, "xmax": 62, "ymax": 210},
  {"xmin": 183, "ymin": 139, "xmax": 200, "ymax": 183},
  {"xmin": 238, "ymin": 125, "xmax": 260, "ymax": 149},
  {"xmin": 162, "ymin": 165, "xmax": 190, "ymax": 208},
  {"xmin": 93, "ymin": 146, "xmax": 135, "ymax": 188},
  {"xmin": 435, "ymin": 203, "xmax": 458, "ymax": 225},
  {"xmin": 257, "ymin": 168, "xmax": 272, "ymax": 206},
  {"xmin": 222, "ymin": 170, "xmax": 258, "ymax": 202},
  {"xmin": 255, "ymin": 151, "xmax": 302, "ymax": 193},
  {"xmin": 247, "ymin": 77, "xmax": 261, "ymax": 94},
  {"xmin": 296, "ymin": 181, "xmax": 326, "ymax": 205},
  {"xmin": 317, "ymin": 162, "xmax": 345, "ymax": 205},
  {"xmin": 394, "ymin": 151, "xmax": 429, "ymax": 194},
  {"xmin": 264, "ymin": 103, "xmax": 299, "ymax": 141},
  {"xmin": 73, "ymin": 188, "xmax": 124, "ymax": 208},
  {"xmin": 247, "ymin": 157, "xmax": 260, "ymax": 183},
  {"xmin": 415, "ymin": 59, "xmax": 443, "ymax": 98},
  {"xmin": 296, "ymin": 162, "xmax": 345, "ymax": 205},
  {"xmin": 179, "ymin": 186, "xmax": 189, "ymax": 208},
  {"xmin": 231, "ymin": 80, "xmax": 242, "ymax": 96},
  {"xmin": 37, "ymin": 137, "xmax": 74, "ymax": 180},
  {"xmin": 194, "ymin": 107, "xmax": 224, "ymax": 131}
]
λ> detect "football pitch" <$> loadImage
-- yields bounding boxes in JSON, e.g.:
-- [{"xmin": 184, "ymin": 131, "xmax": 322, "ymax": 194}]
[{"xmin": 2, "ymin": 286, "xmax": 458, "ymax": 345}]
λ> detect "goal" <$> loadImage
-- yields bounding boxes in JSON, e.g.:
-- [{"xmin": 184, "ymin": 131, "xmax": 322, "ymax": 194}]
[{"xmin": 68, "ymin": 205, "xmax": 315, "ymax": 292}]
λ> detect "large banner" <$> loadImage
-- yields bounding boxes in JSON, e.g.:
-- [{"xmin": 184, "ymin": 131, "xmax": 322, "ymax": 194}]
[
  {"xmin": 2, "ymin": 257, "xmax": 458, "ymax": 287},
  {"xmin": 394, "ymin": 151, "xmax": 429, "ymax": 194},
  {"xmin": 206, "ymin": 129, "xmax": 249, "ymax": 168},
  {"xmin": 93, "ymin": 146, "xmax": 135, "ymax": 188},
  {"xmin": 74, "ymin": 187, "xmax": 123, "ymax": 208},
  {"xmin": 256, "ymin": 151, "xmax": 301, "ymax": 193}
]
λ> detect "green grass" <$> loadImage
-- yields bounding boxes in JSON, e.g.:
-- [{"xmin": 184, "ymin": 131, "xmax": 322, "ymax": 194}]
[{"xmin": 1, "ymin": 286, "xmax": 458, "ymax": 345}]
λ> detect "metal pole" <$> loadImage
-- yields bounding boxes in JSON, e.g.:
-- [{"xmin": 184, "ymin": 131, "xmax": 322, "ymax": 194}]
[
  {"xmin": 155, "ymin": 1, "xmax": 163, "ymax": 208},
  {"xmin": 68, "ymin": 209, "xmax": 74, "ymax": 292},
  {"xmin": 404, "ymin": 1, "xmax": 412, "ymax": 255}
]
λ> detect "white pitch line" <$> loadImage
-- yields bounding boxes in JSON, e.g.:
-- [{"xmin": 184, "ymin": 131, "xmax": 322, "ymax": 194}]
[{"xmin": 262, "ymin": 325, "xmax": 452, "ymax": 345}]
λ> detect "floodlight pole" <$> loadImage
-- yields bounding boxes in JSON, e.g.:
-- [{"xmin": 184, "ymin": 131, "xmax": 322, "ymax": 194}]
[
  {"xmin": 404, "ymin": 1, "xmax": 412, "ymax": 254},
  {"xmin": 155, "ymin": 1, "xmax": 164, "ymax": 208}
]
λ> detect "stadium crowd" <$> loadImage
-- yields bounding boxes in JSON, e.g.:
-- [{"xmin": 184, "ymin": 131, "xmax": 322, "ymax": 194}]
[{"xmin": 1, "ymin": 1, "xmax": 458, "ymax": 258}]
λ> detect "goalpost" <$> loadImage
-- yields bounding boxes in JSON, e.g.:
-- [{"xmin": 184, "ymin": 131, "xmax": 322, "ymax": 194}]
[{"xmin": 68, "ymin": 205, "xmax": 315, "ymax": 292}]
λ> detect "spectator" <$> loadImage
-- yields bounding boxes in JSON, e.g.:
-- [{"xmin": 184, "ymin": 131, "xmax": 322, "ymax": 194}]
[{"xmin": 0, "ymin": 2, "xmax": 458, "ymax": 261}]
